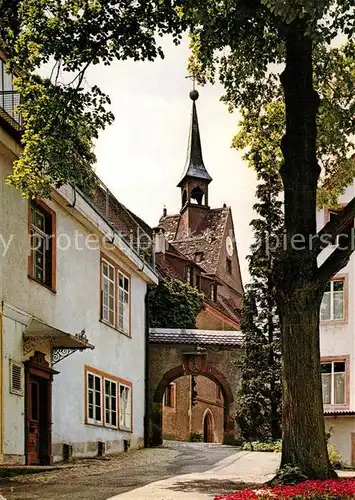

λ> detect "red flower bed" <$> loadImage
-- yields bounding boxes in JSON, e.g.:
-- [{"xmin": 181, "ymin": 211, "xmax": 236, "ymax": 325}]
[{"xmin": 215, "ymin": 479, "xmax": 355, "ymax": 499}]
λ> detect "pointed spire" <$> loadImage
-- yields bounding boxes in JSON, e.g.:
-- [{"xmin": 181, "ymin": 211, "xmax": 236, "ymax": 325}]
[{"xmin": 177, "ymin": 90, "xmax": 212, "ymax": 188}]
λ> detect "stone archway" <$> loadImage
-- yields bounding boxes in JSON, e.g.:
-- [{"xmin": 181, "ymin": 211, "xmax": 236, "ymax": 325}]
[{"xmin": 148, "ymin": 329, "xmax": 242, "ymax": 447}]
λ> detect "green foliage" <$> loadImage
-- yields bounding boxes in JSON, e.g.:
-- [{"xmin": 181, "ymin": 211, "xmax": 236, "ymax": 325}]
[
  {"xmin": 1, "ymin": 0, "xmax": 184, "ymax": 197},
  {"xmin": 327, "ymin": 444, "xmax": 344, "ymax": 470},
  {"xmin": 242, "ymin": 440, "xmax": 282, "ymax": 453},
  {"xmin": 147, "ymin": 278, "xmax": 204, "ymax": 329},
  {"xmin": 271, "ymin": 464, "xmax": 308, "ymax": 486},
  {"xmin": 236, "ymin": 150, "xmax": 283, "ymax": 442},
  {"xmin": 190, "ymin": 432, "xmax": 203, "ymax": 442},
  {"xmin": 233, "ymin": 42, "xmax": 355, "ymax": 209}
]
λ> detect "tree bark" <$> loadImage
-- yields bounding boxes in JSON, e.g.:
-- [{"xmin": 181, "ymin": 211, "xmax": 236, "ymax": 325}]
[{"xmin": 276, "ymin": 24, "xmax": 336, "ymax": 478}]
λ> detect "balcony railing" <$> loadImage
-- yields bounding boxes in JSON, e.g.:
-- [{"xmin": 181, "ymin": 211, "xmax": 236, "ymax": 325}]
[{"xmin": 0, "ymin": 90, "xmax": 23, "ymax": 131}]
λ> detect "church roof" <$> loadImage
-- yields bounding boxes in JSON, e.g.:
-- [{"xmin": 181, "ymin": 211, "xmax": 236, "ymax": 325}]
[
  {"xmin": 159, "ymin": 206, "xmax": 230, "ymax": 275},
  {"xmin": 177, "ymin": 91, "xmax": 212, "ymax": 187}
]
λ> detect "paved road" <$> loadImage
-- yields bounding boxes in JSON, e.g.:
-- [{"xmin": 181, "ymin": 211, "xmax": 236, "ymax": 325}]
[
  {"xmin": 0, "ymin": 442, "xmax": 241, "ymax": 500},
  {"xmin": 110, "ymin": 448, "xmax": 280, "ymax": 499}
]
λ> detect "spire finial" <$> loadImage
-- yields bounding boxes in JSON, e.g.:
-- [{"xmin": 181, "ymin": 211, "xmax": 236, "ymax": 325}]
[{"xmin": 186, "ymin": 74, "xmax": 199, "ymax": 101}]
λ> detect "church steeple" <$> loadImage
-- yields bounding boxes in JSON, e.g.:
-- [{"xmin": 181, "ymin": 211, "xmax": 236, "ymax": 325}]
[{"xmin": 178, "ymin": 89, "xmax": 212, "ymax": 210}]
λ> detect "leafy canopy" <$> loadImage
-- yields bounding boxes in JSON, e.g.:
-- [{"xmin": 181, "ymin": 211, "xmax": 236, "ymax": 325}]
[
  {"xmin": 0, "ymin": 0, "xmax": 184, "ymax": 198},
  {"xmin": 233, "ymin": 42, "xmax": 355, "ymax": 208}
]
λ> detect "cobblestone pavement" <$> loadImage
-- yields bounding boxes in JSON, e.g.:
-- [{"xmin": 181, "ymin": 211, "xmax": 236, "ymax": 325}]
[{"xmin": 0, "ymin": 442, "xmax": 240, "ymax": 500}]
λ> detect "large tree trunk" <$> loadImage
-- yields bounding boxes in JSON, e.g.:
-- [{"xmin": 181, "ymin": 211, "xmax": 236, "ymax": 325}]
[{"xmin": 276, "ymin": 24, "xmax": 335, "ymax": 478}]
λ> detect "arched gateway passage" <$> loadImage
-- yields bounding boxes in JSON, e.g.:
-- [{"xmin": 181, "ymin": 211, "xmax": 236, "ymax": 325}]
[{"xmin": 148, "ymin": 328, "xmax": 243, "ymax": 446}]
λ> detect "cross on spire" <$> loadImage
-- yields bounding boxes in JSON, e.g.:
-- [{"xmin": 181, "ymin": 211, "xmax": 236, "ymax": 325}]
[{"xmin": 185, "ymin": 74, "xmax": 196, "ymax": 91}]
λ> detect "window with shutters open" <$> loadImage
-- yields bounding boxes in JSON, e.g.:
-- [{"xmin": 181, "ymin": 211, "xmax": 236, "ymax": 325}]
[
  {"xmin": 85, "ymin": 366, "xmax": 133, "ymax": 430},
  {"xmin": 10, "ymin": 360, "xmax": 23, "ymax": 396},
  {"xmin": 119, "ymin": 384, "xmax": 132, "ymax": 431}
]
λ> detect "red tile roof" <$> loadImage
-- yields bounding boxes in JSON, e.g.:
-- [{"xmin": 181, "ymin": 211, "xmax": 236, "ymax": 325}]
[{"xmin": 159, "ymin": 206, "xmax": 230, "ymax": 275}]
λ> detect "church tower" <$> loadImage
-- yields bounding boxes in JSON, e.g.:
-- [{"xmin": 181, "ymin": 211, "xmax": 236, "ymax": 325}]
[{"xmin": 176, "ymin": 89, "xmax": 213, "ymax": 236}]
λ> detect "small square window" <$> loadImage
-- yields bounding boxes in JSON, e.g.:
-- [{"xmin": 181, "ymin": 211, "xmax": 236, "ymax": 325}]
[{"xmin": 226, "ymin": 258, "xmax": 232, "ymax": 275}]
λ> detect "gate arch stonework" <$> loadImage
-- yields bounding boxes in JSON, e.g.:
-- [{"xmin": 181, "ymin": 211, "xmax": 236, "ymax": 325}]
[{"xmin": 148, "ymin": 329, "xmax": 243, "ymax": 446}]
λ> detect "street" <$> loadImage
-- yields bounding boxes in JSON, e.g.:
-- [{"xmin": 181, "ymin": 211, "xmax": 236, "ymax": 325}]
[{"xmin": 0, "ymin": 443, "xmax": 265, "ymax": 500}]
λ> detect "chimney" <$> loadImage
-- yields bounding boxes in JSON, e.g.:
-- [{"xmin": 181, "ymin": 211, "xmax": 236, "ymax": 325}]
[
  {"xmin": 163, "ymin": 206, "xmax": 167, "ymax": 217},
  {"xmin": 152, "ymin": 227, "xmax": 167, "ymax": 254}
]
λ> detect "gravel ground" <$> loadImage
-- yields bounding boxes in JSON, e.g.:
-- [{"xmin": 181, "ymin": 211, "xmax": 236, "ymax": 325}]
[{"xmin": 0, "ymin": 443, "xmax": 239, "ymax": 500}]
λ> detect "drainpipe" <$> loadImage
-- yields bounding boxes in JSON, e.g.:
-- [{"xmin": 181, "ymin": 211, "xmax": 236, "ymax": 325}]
[{"xmin": 143, "ymin": 290, "xmax": 150, "ymax": 448}]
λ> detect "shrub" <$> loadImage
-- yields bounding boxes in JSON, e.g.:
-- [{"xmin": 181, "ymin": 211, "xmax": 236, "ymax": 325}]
[
  {"xmin": 215, "ymin": 478, "xmax": 355, "ymax": 499},
  {"xmin": 242, "ymin": 440, "xmax": 282, "ymax": 453},
  {"xmin": 190, "ymin": 432, "xmax": 203, "ymax": 442},
  {"xmin": 328, "ymin": 443, "xmax": 345, "ymax": 469}
]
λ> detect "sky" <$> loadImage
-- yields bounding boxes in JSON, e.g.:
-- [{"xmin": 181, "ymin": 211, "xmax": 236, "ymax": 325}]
[{"xmin": 87, "ymin": 36, "xmax": 257, "ymax": 284}]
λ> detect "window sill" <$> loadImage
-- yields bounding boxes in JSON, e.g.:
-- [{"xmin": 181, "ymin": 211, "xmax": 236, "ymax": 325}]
[
  {"xmin": 119, "ymin": 426, "xmax": 133, "ymax": 433},
  {"xmin": 320, "ymin": 319, "xmax": 347, "ymax": 327},
  {"xmin": 85, "ymin": 421, "xmax": 122, "ymax": 431},
  {"xmin": 28, "ymin": 275, "xmax": 56, "ymax": 294},
  {"xmin": 99, "ymin": 319, "xmax": 131, "ymax": 338},
  {"xmin": 324, "ymin": 405, "xmax": 349, "ymax": 412}
]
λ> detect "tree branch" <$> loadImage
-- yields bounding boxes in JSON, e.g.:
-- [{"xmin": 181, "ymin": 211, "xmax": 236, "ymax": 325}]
[
  {"xmin": 316, "ymin": 195, "xmax": 355, "ymax": 255},
  {"xmin": 317, "ymin": 241, "xmax": 354, "ymax": 284}
]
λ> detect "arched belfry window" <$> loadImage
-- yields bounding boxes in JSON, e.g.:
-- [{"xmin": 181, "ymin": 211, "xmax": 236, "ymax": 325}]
[{"xmin": 190, "ymin": 186, "xmax": 204, "ymax": 205}]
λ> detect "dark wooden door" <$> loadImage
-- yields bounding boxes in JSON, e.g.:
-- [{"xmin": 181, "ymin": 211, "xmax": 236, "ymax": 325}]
[
  {"xmin": 27, "ymin": 379, "xmax": 40, "ymax": 464},
  {"xmin": 203, "ymin": 413, "xmax": 213, "ymax": 443},
  {"xmin": 27, "ymin": 377, "xmax": 50, "ymax": 464},
  {"xmin": 25, "ymin": 351, "xmax": 55, "ymax": 465}
]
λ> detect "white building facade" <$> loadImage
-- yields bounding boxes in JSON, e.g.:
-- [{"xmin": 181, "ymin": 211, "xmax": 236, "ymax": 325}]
[
  {"xmin": 318, "ymin": 181, "xmax": 355, "ymax": 466},
  {"xmin": 0, "ymin": 60, "xmax": 158, "ymax": 464}
]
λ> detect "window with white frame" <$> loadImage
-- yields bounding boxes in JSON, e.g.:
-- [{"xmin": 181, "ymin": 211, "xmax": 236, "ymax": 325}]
[
  {"xmin": 87, "ymin": 372, "xmax": 102, "ymax": 424},
  {"xmin": 118, "ymin": 272, "xmax": 130, "ymax": 334},
  {"xmin": 119, "ymin": 384, "xmax": 132, "ymax": 430},
  {"xmin": 101, "ymin": 257, "xmax": 131, "ymax": 335},
  {"xmin": 101, "ymin": 259, "xmax": 116, "ymax": 327},
  {"xmin": 104, "ymin": 379, "xmax": 117, "ymax": 428},
  {"xmin": 321, "ymin": 361, "xmax": 346, "ymax": 405},
  {"xmin": 320, "ymin": 279, "xmax": 344, "ymax": 322},
  {"xmin": 86, "ymin": 368, "xmax": 132, "ymax": 430}
]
